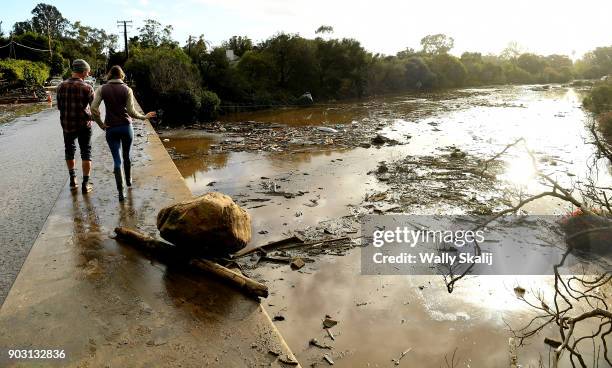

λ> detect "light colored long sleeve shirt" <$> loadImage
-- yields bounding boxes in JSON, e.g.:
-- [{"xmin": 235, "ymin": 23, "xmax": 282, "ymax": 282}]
[{"xmin": 91, "ymin": 79, "xmax": 147, "ymax": 128}]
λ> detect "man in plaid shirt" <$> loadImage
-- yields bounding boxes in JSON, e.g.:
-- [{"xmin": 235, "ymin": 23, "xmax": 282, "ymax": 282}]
[{"xmin": 57, "ymin": 59, "xmax": 102, "ymax": 194}]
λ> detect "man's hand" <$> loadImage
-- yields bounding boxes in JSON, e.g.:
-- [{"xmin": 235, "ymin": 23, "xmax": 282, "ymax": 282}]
[{"xmin": 145, "ymin": 111, "xmax": 157, "ymax": 119}]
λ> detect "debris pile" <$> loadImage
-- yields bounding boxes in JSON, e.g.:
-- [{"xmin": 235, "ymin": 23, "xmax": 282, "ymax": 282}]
[
  {"xmin": 0, "ymin": 85, "xmax": 48, "ymax": 104},
  {"xmin": 365, "ymin": 147, "xmax": 508, "ymax": 214},
  {"xmin": 175, "ymin": 120, "xmax": 403, "ymax": 152}
]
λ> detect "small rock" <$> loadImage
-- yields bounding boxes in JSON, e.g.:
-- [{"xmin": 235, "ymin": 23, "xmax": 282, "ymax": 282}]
[
  {"xmin": 450, "ymin": 150, "xmax": 466, "ymax": 159},
  {"xmin": 310, "ymin": 338, "xmax": 332, "ymax": 350},
  {"xmin": 323, "ymin": 317, "xmax": 338, "ymax": 329},
  {"xmin": 371, "ymin": 134, "xmax": 387, "ymax": 145},
  {"xmin": 317, "ymin": 127, "xmax": 338, "ymax": 133},
  {"xmin": 377, "ymin": 162, "xmax": 388, "ymax": 174},
  {"xmin": 279, "ymin": 355, "xmax": 299, "ymax": 365},
  {"xmin": 290, "ymin": 257, "xmax": 306, "ymax": 270}
]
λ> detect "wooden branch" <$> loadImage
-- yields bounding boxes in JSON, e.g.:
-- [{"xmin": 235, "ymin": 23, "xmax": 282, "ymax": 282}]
[
  {"xmin": 114, "ymin": 227, "xmax": 268, "ymax": 298},
  {"xmin": 233, "ymin": 235, "xmax": 303, "ymax": 258},
  {"xmin": 115, "ymin": 226, "xmax": 174, "ymax": 251},
  {"xmin": 190, "ymin": 259, "xmax": 268, "ymax": 298}
]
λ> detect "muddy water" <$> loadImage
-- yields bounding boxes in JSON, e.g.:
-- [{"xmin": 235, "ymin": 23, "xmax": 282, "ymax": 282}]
[{"xmin": 163, "ymin": 85, "xmax": 609, "ymax": 367}]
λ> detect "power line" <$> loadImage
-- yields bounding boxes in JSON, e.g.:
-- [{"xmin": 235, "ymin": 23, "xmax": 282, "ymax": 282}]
[
  {"xmin": 116, "ymin": 20, "xmax": 132, "ymax": 60},
  {"xmin": 0, "ymin": 40, "xmax": 53, "ymax": 59},
  {"xmin": 0, "ymin": 40, "xmax": 51, "ymax": 52},
  {"xmin": 12, "ymin": 41, "xmax": 51, "ymax": 52}
]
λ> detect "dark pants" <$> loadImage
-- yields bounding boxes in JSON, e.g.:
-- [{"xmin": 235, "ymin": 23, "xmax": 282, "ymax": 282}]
[
  {"xmin": 63, "ymin": 127, "xmax": 92, "ymax": 161},
  {"xmin": 105, "ymin": 124, "xmax": 133, "ymax": 170}
]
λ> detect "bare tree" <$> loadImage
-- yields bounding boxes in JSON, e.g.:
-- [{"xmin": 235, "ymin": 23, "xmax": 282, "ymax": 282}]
[{"xmin": 441, "ymin": 122, "xmax": 612, "ymax": 366}]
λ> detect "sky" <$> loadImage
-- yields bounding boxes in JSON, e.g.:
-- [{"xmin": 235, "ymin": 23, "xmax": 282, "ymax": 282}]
[{"xmin": 1, "ymin": 0, "xmax": 611, "ymax": 59}]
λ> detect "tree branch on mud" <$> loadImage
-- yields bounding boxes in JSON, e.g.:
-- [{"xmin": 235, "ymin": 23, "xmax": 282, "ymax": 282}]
[
  {"xmin": 440, "ymin": 131, "xmax": 612, "ymax": 366},
  {"xmin": 444, "ymin": 140, "xmax": 599, "ymax": 293}
]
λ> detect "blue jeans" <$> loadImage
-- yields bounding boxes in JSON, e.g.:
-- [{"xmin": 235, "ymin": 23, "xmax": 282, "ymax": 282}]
[{"xmin": 105, "ymin": 124, "xmax": 133, "ymax": 170}]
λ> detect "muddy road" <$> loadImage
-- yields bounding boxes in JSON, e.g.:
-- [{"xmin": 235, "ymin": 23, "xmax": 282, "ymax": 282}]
[{"xmin": 163, "ymin": 85, "xmax": 610, "ymax": 367}]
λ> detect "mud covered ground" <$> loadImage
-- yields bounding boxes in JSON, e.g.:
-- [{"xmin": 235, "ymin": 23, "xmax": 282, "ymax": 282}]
[
  {"xmin": 0, "ymin": 101, "xmax": 52, "ymax": 125},
  {"xmin": 162, "ymin": 84, "xmax": 611, "ymax": 367}
]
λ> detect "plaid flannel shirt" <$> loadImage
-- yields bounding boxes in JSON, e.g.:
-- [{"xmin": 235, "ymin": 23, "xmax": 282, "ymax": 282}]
[{"xmin": 57, "ymin": 78, "xmax": 94, "ymax": 133}]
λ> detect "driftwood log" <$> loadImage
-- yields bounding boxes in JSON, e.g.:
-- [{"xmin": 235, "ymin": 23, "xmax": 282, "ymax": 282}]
[{"xmin": 114, "ymin": 226, "xmax": 268, "ymax": 298}]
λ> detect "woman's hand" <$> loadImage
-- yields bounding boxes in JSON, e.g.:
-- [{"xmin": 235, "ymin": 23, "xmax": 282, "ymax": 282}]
[{"xmin": 145, "ymin": 111, "xmax": 157, "ymax": 119}]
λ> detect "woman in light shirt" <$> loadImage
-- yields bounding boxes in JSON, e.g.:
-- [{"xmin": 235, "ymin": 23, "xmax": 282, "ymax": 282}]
[{"xmin": 91, "ymin": 65, "xmax": 156, "ymax": 201}]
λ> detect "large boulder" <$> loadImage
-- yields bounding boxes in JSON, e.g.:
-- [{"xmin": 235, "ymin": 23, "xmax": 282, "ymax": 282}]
[{"xmin": 157, "ymin": 192, "xmax": 251, "ymax": 255}]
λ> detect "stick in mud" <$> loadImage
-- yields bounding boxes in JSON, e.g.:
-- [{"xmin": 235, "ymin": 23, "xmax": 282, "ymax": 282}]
[
  {"xmin": 233, "ymin": 235, "xmax": 304, "ymax": 258},
  {"xmin": 114, "ymin": 226, "xmax": 269, "ymax": 298}
]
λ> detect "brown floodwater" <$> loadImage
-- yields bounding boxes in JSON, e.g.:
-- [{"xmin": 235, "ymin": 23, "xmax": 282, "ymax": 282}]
[{"xmin": 162, "ymin": 85, "xmax": 611, "ymax": 367}]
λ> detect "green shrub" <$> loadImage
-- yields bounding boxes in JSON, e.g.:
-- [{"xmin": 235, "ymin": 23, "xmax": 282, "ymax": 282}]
[
  {"xmin": 597, "ymin": 111, "xmax": 612, "ymax": 140},
  {"xmin": 158, "ymin": 90, "xmax": 201, "ymax": 124},
  {"xmin": 125, "ymin": 47, "xmax": 204, "ymax": 125},
  {"xmin": 49, "ymin": 53, "xmax": 66, "ymax": 77},
  {"xmin": 0, "ymin": 59, "xmax": 50, "ymax": 86},
  {"xmin": 584, "ymin": 83, "xmax": 612, "ymax": 114},
  {"xmin": 199, "ymin": 90, "xmax": 220, "ymax": 120}
]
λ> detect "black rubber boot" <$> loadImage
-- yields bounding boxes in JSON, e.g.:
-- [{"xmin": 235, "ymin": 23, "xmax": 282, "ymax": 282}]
[
  {"xmin": 69, "ymin": 175, "xmax": 79, "ymax": 190},
  {"xmin": 124, "ymin": 162, "xmax": 132, "ymax": 187},
  {"xmin": 113, "ymin": 168, "xmax": 125, "ymax": 202},
  {"xmin": 81, "ymin": 175, "xmax": 93, "ymax": 194}
]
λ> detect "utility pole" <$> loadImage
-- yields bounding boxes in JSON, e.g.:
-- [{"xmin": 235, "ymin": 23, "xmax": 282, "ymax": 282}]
[
  {"xmin": 188, "ymin": 35, "xmax": 192, "ymax": 56},
  {"xmin": 116, "ymin": 20, "xmax": 132, "ymax": 61},
  {"xmin": 8, "ymin": 32, "xmax": 15, "ymax": 59}
]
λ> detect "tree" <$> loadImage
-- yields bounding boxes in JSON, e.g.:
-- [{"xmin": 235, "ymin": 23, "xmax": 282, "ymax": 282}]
[
  {"xmin": 222, "ymin": 36, "xmax": 253, "ymax": 57},
  {"xmin": 30, "ymin": 3, "xmax": 68, "ymax": 60},
  {"xmin": 315, "ymin": 25, "xmax": 334, "ymax": 35},
  {"xmin": 185, "ymin": 34, "xmax": 209, "ymax": 60},
  {"xmin": 576, "ymin": 46, "xmax": 612, "ymax": 79},
  {"xmin": 420, "ymin": 34, "xmax": 454, "ymax": 55},
  {"xmin": 137, "ymin": 19, "xmax": 177, "ymax": 48},
  {"xmin": 426, "ymin": 54, "xmax": 466, "ymax": 87},
  {"xmin": 516, "ymin": 53, "xmax": 545, "ymax": 75},
  {"xmin": 404, "ymin": 57, "xmax": 435, "ymax": 88},
  {"xmin": 500, "ymin": 41, "xmax": 523, "ymax": 60},
  {"xmin": 124, "ymin": 47, "xmax": 219, "ymax": 124},
  {"xmin": 461, "ymin": 52, "xmax": 484, "ymax": 85},
  {"xmin": 397, "ymin": 47, "xmax": 416, "ymax": 58},
  {"xmin": 30, "ymin": 3, "xmax": 67, "ymax": 39},
  {"xmin": 314, "ymin": 37, "xmax": 370, "ymax": 98},
  {"xmin": 12, "ymin": 21, "xmax": 34, "ymax": 35},
  {"xmin": 64, "ymin": 22, "xmax": 117, "ymax": 75}
]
